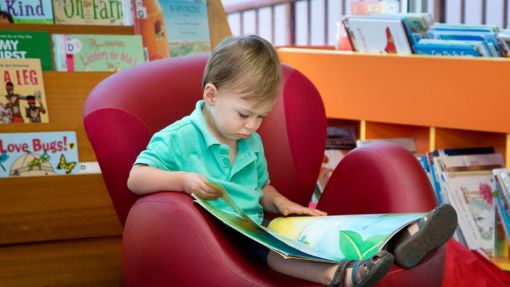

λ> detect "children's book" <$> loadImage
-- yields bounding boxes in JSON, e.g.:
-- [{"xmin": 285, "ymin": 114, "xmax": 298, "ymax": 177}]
[
  {"xmin": 427, "ymin": 30, "xmax": 502, "ymax": 57},
  {"xmin": 0, "ymin": 30, "xmax": 52, "ymax": 71},
  {"xmin": 194, "ymin": 181, "xmax": 423, "ymax": 262},
  {"xmin": 0, "ymin": 58, "xmax": 49, "ymax": 124},
  {"xmin": 133, "ymin": 0, "xmax": 211, "ymax": 60},
  {"xmin": 429, "ymin": 23, "xmax": 500, "ymax": 33},
  {"xmin": 413, "ymin": 39, "xmax": 488, "ymax": 57},
  {"xmin": 356, "ymin": 137, "xmax": 417, "ymax": 154},
  {"xmin": 493, "ymin": 169, "xmax": 510, "ymax": 250},
  {"xmin": 496, "ymin": 32, "xmax": 510, "ymax": 57},
  {"xmin": 343, "ymin": 16, "xmax": 413, "ymax": 55},
  {"xmin": 52, "ymin": 0, "xmax": 133, "ymax": 25},
  {"xmin": 0, "ymin": 0, "xmax": 54, "ymax": 23},
  {"xmin": 0, "ymin": 131, "xmax": 79, "ymax": 177},
  {"xmin": 52, "ymin": 34, "xmax": 145, "ymax": 71},
  {"xmin": 443, "ymin": 171, "xmax": 496, "ymax": 253},
  {"xmin": 326, "ymin": 125, "xmax": 357, "ymax": 149}
]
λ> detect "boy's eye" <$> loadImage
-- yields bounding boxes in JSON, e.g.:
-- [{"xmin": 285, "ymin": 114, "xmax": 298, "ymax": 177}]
[{"xmin": 238, "ymin": 112, "xmax": 249, "ymax": 118}]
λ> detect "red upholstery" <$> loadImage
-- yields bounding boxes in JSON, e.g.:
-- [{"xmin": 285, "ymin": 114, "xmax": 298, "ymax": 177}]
[{"xmin": 84, "ymin": 55, "xmax": 444, "ymax": 286}]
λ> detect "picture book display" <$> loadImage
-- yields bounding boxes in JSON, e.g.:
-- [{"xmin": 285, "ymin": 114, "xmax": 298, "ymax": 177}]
[
  {"xmin": 0, "ymin": 58, "xmax": 48, "ymax": 124},
  {"xmin": 52, "ymin": 34, "xmax": 145, "ymax": 71},
  {"xmin": 0, "ymin": 0, "xmax": 54, "ymax": 23},
  {"xmin": 0, "ymin": 131, "xmax": 79, "ymax": 177},
  {"xmin": 134, "ymin": 0, "xmax": 211, "ymax": 60},
  {"xmin": 0, "ymin": 30, "xmax": 52, "ymax": 71},
  {"xmin": 52, "ymin": 0, "xmax": 133, "ymax": 25},
  {"xmin": 194, "ymin": 181, "xmax": 423, "ymax": 262}
]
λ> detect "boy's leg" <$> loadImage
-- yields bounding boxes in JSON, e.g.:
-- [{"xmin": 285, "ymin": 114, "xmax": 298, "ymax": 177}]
[
  {"xmin": 267, "ymin": 250, "xmax": 393, "ymax": 287},
  {"xmin": 389, "ymin": 203, "xmax": 458, "ymax": 269}
]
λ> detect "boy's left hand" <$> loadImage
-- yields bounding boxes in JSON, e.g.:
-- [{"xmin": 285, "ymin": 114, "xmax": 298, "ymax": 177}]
[{"xmin": 276, "ymin": 199, "xmax": 327, "ymax": 217}]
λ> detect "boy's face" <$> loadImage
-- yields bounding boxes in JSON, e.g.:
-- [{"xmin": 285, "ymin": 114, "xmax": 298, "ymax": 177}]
[{"xmin": 204, "ymin": 84, "xmax": 273, "ymax": 143}]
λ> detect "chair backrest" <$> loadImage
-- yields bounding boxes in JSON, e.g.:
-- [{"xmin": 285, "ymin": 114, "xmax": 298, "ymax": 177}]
[{"xmin": 84, "ymin": 55, "xmax": 327, "ymax": 226}]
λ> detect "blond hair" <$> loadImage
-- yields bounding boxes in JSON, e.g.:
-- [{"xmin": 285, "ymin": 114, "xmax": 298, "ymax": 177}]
[{"xmin": 202, "ymin": 35, "xmax": 282, "ymax": 105}]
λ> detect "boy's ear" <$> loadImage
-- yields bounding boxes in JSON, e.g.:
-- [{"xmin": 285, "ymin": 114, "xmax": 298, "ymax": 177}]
[{"xmin": 203, "ymin": 83, "xmax": 217, "ymax": 106}]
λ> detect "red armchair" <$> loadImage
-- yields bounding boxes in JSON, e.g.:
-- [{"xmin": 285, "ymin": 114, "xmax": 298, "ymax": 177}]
[{"xmin": 84, "ymin": 54, "xmax": 444, "ymax": 286}]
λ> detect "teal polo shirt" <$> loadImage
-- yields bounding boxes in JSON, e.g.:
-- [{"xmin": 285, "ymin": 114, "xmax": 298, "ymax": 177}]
[{"xmin": 135, "ymin": 100, "xmax": 269, "ymax": 224}]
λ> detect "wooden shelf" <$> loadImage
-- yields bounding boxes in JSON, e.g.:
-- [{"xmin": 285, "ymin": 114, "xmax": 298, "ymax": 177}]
[
  {"xmin": 0, "ymin": 23, "xmax": 134, "ymax": 35},
  {"xmin": 0, "ymin": 236, "xmax": 122, "ymax": 287},
  {"xmin": 0, "ymin": 174, "xmax": 121, "ymax": 245}
]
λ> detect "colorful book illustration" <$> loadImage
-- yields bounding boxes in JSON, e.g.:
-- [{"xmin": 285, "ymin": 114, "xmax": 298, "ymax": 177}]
[
  {"xmin": 194, "ymin": 181, "xmax": 423, "ymax": 262},
  {"xmin": 134, "ymin": 0, "xmax": 211, "ymax": 60},
  {"xmin": 0, "ymin": 0, "xmax": 54, "ymax": 24},
  {"xmin": 0, "ymin": 30, "xmax": 52, "ymax": 70},
  {"xmin": 52, "ymin": 0, "xmax": 133, "ymax": 25},
  {"xmin": 443, "ymin": 171, "xmax": 496, "ymax": 252},
  {"xmin": 0, "ymin": 131, "xmax": 79, "ymax": 177},
  {"xmin": 0, "ymin": 58, "xmax": 49, "ymax": 124},
  {"xmin": 343, "ymin": 16, "xmax": 413, "ymax": 55},
  {"xmin": 52, "ymin": 34, "xmax": 145, "ymax": 72}
]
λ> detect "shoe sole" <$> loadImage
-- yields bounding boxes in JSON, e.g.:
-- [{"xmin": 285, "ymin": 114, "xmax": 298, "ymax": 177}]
[
  {"xmin": 356, "ymin": 252, "xmax": 394, "ymax": 287},
  {"xmin": 394, "ymin": 204, "xmax": 458, "ymax": 269}
]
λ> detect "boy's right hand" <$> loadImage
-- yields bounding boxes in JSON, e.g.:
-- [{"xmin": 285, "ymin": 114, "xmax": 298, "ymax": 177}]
[{"xmin": 182, "ymin": 173, "xmax": 222, "ymax": 200}]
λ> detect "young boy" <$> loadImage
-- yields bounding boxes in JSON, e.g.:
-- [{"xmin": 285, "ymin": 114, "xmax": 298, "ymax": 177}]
[{"xmin": 127, "ymin": 35, "xmax": 457, "ymax": 287}]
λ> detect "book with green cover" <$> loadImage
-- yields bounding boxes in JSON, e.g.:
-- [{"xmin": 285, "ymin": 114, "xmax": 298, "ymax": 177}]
[
  {"xmin": 52, "ymin": 34, "xmax": 145, "ymax": 72},
  {"xmin": 195, "ymin": 181, "xmax": 424, "ymax": 262},
  {"xmin": 0, "ymin": 0, "xmax": 54, "ymax": 24},
  {"xmin": 0, "ymin": 31, "xmax": 52, "ymax": 71},
  {"xmin": 52, "ymin": 0, "xmax": 133, "ymax": 25}
]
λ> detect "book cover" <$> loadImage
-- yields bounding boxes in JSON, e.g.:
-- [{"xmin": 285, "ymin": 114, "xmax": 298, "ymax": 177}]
[
  {"xmin": 0, "ymin": 30, "xmax": 52, "ymax": 71},
  {"xmin": 134, "ymin": 0, "xmax": 210, "ymax": 60},
  {"xmin": 427, "ymin": 30, "xmax": 502, "ymax": 57},
  {"xmin": 194, "ymin": 181, "xmax": 423, "ymax": 263},
  {"xmin": 326, "ymin": 125, "xmax": 357, "ymax": 149},
  {"xmin": 52, "ymin": 0, "xmax": 133, "ymax": 25},
  {"xmin": 444, "ymin": 171, "xmax": 496, "ymax": 252},
  {"xmin": 0, "ymin": 58, "xmax": 49, "ymax": 124},
  {"xmin": 0, "ymin": 0, "xmax": 54, "ymax": 23},
  {"xmin": 161, "ymin": 0, "xmax": 210, "ymax": 57},
  {"xmin": 430, "ymin": 23, "xmax": 500, "ymax": 33},
  {"xmin": 413, "ymin": 39, "xmax": 487, "ymax": 57},
  {"xmin": 343, "ymin": 16, "xmax": 413, "ymax": 55},
  {"xmin": 52, "ymin": 34, "xmax": 145, "ymax": 72},
  {"xmin": 0, "ymin": 131, "xmax": 79, "ymax": 177}
]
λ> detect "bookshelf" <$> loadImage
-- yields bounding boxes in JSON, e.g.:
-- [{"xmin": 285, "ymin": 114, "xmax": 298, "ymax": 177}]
[
  {"xmin": 0, "ymin": 1, "xmax": 231, "ymax": 285},
  {"xmin": 0, "ymin": 70, "xmax": 124, "ymax": 285},
  {"xmin": 277, "ymin": 48, "xmax": 510, "ymax": 165}
]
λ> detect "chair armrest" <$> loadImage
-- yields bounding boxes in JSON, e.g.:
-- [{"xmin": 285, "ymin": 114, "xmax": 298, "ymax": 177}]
[
  {"xmin": 317, "ymin": 142, "xmax": 437, "ymax": 215},
  {"xmin": 122, "ymin": 192, "xmax": 318, "ymax": 287}
]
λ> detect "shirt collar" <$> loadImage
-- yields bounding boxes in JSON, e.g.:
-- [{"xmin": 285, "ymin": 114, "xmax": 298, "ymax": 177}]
[
  {"xmin": 189, "ymin": 100, "xmax": 259, "ymax": 153},
  {"xmin": 190, "ymin": 100, "xmax": 220, "ymax": 148}
]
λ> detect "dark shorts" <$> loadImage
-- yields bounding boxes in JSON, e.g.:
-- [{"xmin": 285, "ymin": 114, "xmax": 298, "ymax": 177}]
[{"xmin": 225, "ymin": 219, "xmax": 271, "ymax": 266}]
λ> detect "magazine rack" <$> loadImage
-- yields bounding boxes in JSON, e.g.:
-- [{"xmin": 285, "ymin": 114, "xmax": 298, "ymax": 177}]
[{"xmin": 84, "ymin": 54, "xmax": 443, "ymax": 286}]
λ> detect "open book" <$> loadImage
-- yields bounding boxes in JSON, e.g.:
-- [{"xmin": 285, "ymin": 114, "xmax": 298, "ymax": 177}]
[{"xmin": 193, "ymin": 182, "xmax": 424, "ymax": 263}]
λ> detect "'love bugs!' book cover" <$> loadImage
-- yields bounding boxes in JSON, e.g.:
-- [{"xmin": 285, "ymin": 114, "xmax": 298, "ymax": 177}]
[{"xmin": 0, "ymin": 131, "xmax": 80, "ymax": 177}]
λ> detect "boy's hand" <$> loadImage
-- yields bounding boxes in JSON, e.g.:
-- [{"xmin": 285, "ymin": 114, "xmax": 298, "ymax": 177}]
[
  {"xmin": 276, "ymin": 198, "xmax": 327, "ymax": 217},
  {"xmin": 182, "ymin": 173, "xmax": 222, "ymax": 200}
]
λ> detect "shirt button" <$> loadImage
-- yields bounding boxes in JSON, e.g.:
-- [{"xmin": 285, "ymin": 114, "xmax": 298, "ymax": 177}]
[{"xmin": 222, "ymin": 158, "xmax": 230, "ymax": 166}]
